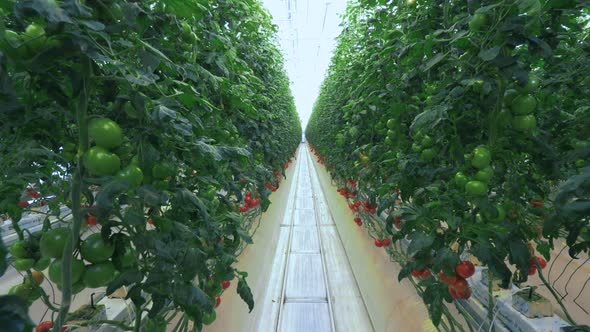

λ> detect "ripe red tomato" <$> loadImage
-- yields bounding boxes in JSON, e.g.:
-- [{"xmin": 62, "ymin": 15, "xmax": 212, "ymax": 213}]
[
  {"xmin": 374, "ymin": 239, "xmax": 383, "ymax": 247},
  {"xmin": 86, "ymin": 215, "xmax": 98, "ymax": 226},
  {"xmin": 381, "ymin": 238, "xmax": 391, "ymax": 246},
  {"xmin": 35, "ymin": 321, "xmax": 53, "ymax": 332},
  {"xmin": 536, "ymin": 256, "xmax": 547, "ymax": 269},
  {"xmin": 455, "ymin": 261, "xmax": 475, "ymax": 279},
  {"xmin": 215, "ymin": 296, "xmax": 221, "ymax": 308},
  {"xmin": 452, "ymin": 278, "xmax": 469, "ymax": 293},
  {"xmin": 420, "ymin": 269, "xmax": 431, "ymax": 279},
  {"xmin": 18, "ymin": 200, "xmax": 29, "ymax": 208},
  {"xmin": 528, "ymin": 265, "xmax": 537, "ymax": 276},
  {"xmin": 411, "ymin": 269, "xmax": 422, "ymax": 277},
  {"xmin": 354, "ymin": 217, "xmax": 361, "ymax": 224},
  {"xmin": 221, "ymin": 280, "xmax": 231, "ymax": 289}
]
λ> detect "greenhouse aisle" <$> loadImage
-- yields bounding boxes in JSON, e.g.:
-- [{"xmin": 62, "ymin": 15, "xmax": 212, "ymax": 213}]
[{"xmin": 255, "ymin": 144, "xmax": 374, "ymax": 332}]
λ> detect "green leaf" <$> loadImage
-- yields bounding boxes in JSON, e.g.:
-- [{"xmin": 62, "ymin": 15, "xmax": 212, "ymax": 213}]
[
  {"xmin": 421, "ymin": 53, "xmax": 447, "ymax": 72},
  {"xmin": 106, "ymin": 268, "xmax": 143, "ymax": 296},
  {"xmin": 406, "ymin": 232, "xmax": 434, "ymax": 257},
  {"xmin": 14, "ymin": 0, "xmax": 72, "ymax": 23},
  {"xmin": 237, "ymin": 277, "xmax": 254, "ymax": 312},
  {"xmin": 433, "ymin": 248, "xmax": 459, "ymax": 276},
  {"xmin": 410, "ymin": 105, "xmax": 449, "ymax": 134},
  {"xmin": 478, "ymin": 46, "xmax": 501, "ymax": 61},
  {"xmin": 0, "ymin": 295, "xmax": 34, "ymax": 332}
]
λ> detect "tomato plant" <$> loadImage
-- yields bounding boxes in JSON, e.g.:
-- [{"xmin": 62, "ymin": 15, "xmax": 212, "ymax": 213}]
[
  {"xmin": 306, "ymin": 0, "xmax": 589, "ymax": 329},
  {"xmin": 0, "ymin": 0, "xmax": 301, "ymax": 331}
]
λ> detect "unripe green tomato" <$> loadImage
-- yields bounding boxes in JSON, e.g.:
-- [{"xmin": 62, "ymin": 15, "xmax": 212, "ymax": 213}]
[
  {"xmin": 454, "ymin": 172, "xmax": 469, "ymax": 187},
  {"xmin": 511, "ymin": 95, "xmax": 537, "ymax": 115},
  {"xmin": 421, "ymin": 135, "xmax": 434, "ymax": 148},
  {"xmin": 469, "ymin": 14, "xmax": 487, "ymax": 32},
  {"xmin": 471, "ymin": 146, "xmax": 491, "ymax": 169},
  {"xmin": 14, "ymin": 258, "xmax": 36, "ymax": 271},
  {"xmin": 387, "ymin": 129, "xmax": 396, "ymax": 139},
  {"xmin": 517, "ymin": 75, "xmax": 540, "ymax": 93},
  {"xmin": 33, "ymin": 257, "xmax": 51, "ymax": 271},
  {"xmin": 474, "ymin": 166, "xmax": 494, "ymax": 183},
  {"xmin": 512, "ymin": 115, "xmax": 536, "ymax": 132},
  {"xmin": 465, "ymin": 180, "xmax": 488, "ymax": 196},
  {"xmin": 420, "ymin": 148, "xmax": 437, "ymax": 162},
  {"xmin": 503, "ymin": 89, "xmax": 519, "ymax": 105},
  {"xmin": 387, "ymin": 119, "xmax": 397, "ymax": 130}
]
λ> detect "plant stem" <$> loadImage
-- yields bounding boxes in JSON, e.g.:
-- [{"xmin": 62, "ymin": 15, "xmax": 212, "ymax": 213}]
[
  {"xmin": 53, "ymin": 58, "xmax": 91, "ymax": 332},
  {"xmin": 488, "ymin": 272, "xmax": 495, "ymax": 332},
  {"xmin": 67, "ymin": 319, "xmax": 133, "ymax": 331},
  {"xmin": 133, "ymin": 303, "xmax": 142, "ymax": 332},
  {"xmin": 533, "ymin": 259, "xmax": 577, "ymax": 325}
]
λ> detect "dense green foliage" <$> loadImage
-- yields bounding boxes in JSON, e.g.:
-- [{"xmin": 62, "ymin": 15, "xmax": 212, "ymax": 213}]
[
  {"xmin": 0, "ymin": 0, "xmax": 300, "ymax": 331},
  {"xmin": 307, "ymin": 0, "xmax": 589, "ymax": 328}
]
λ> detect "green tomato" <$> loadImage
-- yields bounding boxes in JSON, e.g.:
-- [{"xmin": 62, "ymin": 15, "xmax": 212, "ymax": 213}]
[
  {"xmin": 420, "ymin": 148, "xmax": 437, "ymax": 162},
  {"xmin": 22, "ymin": 24, "xmax": 46, "ymax": 52},
  {"xmin": 412, "ymin": 143, "xmax": 422, "ymax": 152},
  {"xmin": 117, "ymin": 165, "xmax": 144, "ymax": 188},
  {"xmin": 387, "ymin": 129, "xmax": 396, "ymax": 139},
  {"xmin": 512, "ymin": 115, "xmax": 536, "ymax": 131},
  {"xmin": 517, "ymin": 75, "xmax": 541, "ymax": 93},
  {"xmin": 33, "ymin": 257, "xmax": 51, "ymax": 271},
  {"xmin": 474, "ymin": 166, "xmax": 494, "ymax": 183},
  {"xmin": 83, "ymin": 262, "xmax": 116, "ymax": 288},
  {"xmin": 202, "ymin": 310, "xmax": 217, "ymax": 325},
  {"xmin": 465, "ymin": 180, "xmax": 488, "ymax": 197},
  {"xmin": 471, "ymin": 146, "xmax": 491, "ymax": 169},
  {"xmin": 384, "ymin": 136, "xmax": 394, "ymax": 145},
  {"xmin": 88, "ymin": 118, "xmax": 123, "ymax": 149},
  {"xmin": 81, "ymin": 233, "xmax": 115, "ymax": 263},
  {"xmin": 503, "ymin": 89, "xmax": 519, "ymax": 105},
  {"xmin": 510, "ymin": 95, "xmax": 537, "ymax": 115},
  {"xmin": 9, "ymin": 241, "xmax": 29, "ymax": 258},
  {"xmin": 421, "ymin": 135, "xmax": 434, "ymax": 148},
  {"xmin": 40, "ymin": 228, "xmax": 70, "ymax": 258},
  {"xmin": 455, "ymin": 172, "xmax": 469, "ymax": 187},
  {"xmin": 573, "ymin": 140, "xmax": 590, "ymax": 150},
  {"xmin": 84, "ymin": 146, "xmax": 121, "ymax": 176},
  {"xmin": 48, "ymin": 258, "xmax": 85, "ymax": 284},
  {"xmin": 387, "ymin": 119, "xmax": 397, "ymax": 130},
  {"xmin": 14, "ymin": 258, "xmax": 36, "ymax": 271},
  {"xmin": 113, "ymin": 246, "xmax": 137, "ymax": 270},
  {"xmin": 9, "ymin": 284, "xmax": 31, "ymax": 300},
  {"xmin": 469, "ymin": 14, "xmax": 487, "ymax": 31}
]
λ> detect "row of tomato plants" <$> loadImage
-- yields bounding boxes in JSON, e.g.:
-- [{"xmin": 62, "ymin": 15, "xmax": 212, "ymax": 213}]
[
  {"xmin": 306, "ymin": 0, "xmax": 589, "ymax": 330},
  {"xmin": 0, "ymin": 0, "xmax": 301, "ymax": 331}
]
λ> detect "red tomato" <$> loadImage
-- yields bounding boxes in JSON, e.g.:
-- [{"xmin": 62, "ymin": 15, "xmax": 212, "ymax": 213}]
[
  {"xmin": 420, "ymin": 268, "xmax": 431, "ymax": 279},
  {"xmin": 528, "ymin": 265, "xmax": 537, "ymax": 276},
  {"xmin": 452, "ymin": 278, "xmax": 469, "ymax": 293},
  {"xmin": 221, "ymin": 280, "xmax": 231, "ymax": 289},
  {"xmin": 455, "ymin": 261, "xmax": 475, "ymax": 279},
  {"xmin": 18, "ymin": 200, "xmax": 29, "ymax": 208},
  {"xmin": 86, "ymin": 215, "xmax": 98, "ymax": 226},
  {"xmin": 374, "ymin": 239, "xmax": 383, "ymax": 247},
  {"xmin": 536, "ymin": 256, "xmax": 547, "ymax": 269},
  {"xmin": 411, "ymin": 269, "xmax": 422, "ymax": 277},
  {"xmin": 215, "ymin": 296, "xmax": 221, "ymax": 308},
  {"xmin": 381, "ymin": 238, "xmax": 391, "ymax": 246}
]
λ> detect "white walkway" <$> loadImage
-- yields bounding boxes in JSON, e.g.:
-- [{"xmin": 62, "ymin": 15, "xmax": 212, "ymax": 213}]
[{"xmin": 256, "ymin": 145, "xmax": 374, "ymax": 332}]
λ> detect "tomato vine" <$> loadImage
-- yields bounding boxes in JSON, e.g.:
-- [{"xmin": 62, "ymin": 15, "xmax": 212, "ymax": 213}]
[
  {"xmin": 0, "ymin": 0, "xmax": 300, "ymax": 331},
  {"xmin": 307, "ymin": 0, "xmax": 589, "ymax": 329}
]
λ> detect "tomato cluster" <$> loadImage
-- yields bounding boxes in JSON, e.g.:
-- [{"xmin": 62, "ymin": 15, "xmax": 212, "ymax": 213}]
[
  {"xmin": 306, "ymin": 0, "xmax": 588, "ymax": 327},
  {"xmin": 0, "ymin": 0, "xmax": 300, "ymax": 330}
]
